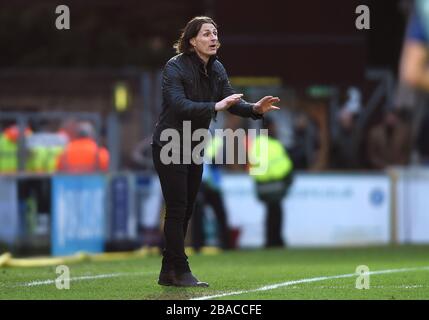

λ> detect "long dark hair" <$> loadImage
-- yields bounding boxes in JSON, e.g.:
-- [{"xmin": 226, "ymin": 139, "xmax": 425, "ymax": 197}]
[{"xmin": 173, "ymin": 16, "xmax": 218, "ymax": 54}]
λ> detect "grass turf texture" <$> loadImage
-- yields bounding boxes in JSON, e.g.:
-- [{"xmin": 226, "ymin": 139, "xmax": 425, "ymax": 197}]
[{"xmin": 1, "ymin": 246, "xmax": 428, "ymax": 300}]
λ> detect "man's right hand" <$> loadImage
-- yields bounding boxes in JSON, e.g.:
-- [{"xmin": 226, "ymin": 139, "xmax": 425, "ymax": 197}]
[{"xmin": 215, "ymin": 94, "xmax": 243, "ymax": 111}]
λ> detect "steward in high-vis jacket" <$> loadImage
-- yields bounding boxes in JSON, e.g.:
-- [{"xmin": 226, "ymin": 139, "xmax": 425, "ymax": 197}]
[
  {"xmin": 0, "ymin": 125, "xmax": 32, "ymax": 173},
  {"xmin": 248, "ymin": 117, "xmax": 294, "ymax": 247}
]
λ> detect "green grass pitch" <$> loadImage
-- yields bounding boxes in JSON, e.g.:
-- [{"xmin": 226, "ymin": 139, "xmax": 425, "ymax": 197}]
[{"xmin": 1, "ymin": 246, "xmax": 428, "ymax": 300}]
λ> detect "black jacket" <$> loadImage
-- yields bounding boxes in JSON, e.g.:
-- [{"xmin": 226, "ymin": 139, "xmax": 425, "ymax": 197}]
[{"xmin": 152, "ymin": 52, "xmax": 262, "ymax": 151}]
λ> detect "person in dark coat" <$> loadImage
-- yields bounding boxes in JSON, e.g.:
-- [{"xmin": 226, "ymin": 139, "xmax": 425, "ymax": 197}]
[{"xmin": 151, "ymin": 16, "xmax": 281, "ymax": 287}]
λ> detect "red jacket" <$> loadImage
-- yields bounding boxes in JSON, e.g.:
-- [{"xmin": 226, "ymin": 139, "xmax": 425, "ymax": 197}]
[{"xmin": 56, "ymin": 138, "xmax": 109, "ymax": 173}]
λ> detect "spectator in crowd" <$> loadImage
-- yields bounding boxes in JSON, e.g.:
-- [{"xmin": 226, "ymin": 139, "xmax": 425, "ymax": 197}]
[
  {"xmin": 56, "ymin": 121, "xmax": 109, "ymax": 173},
  {"xmin": 131, "ymin": 136, "xmax": 154, "ymax": 170},
  {"xmin": 343, "ymin": 86, "xmax": 363, "ymax": 114},
  {"xmin": 289, "ymin": 112, "xmax": 320, "ymax": 170},
  {"xmin": 399, "ymin": 0, "xmax": 429, "ymax": 164},
  {"xmin": 26, "ymin": 120, "xmax": 68, "ymax": 173},
  {"xmin": 58, "ymin": 119, "xmax": 78, "ymax": 141},
  {"xmin": 416, "ymin": 110, "xmax": 429, "ymax": 164},
  {"xmin": 400, "ymin": 1, "xmax": 429, "ymax": 92},
  {"xmin": 367, "ymin": 110, "xmax": 412, "ymax": 169},
  {"xmin": 0, "ymin": 124, "xmax": 32, "ymax": 173},
  {"xmin": 330, "ymin": 109, "xmax": 361, "ymax": 170}
]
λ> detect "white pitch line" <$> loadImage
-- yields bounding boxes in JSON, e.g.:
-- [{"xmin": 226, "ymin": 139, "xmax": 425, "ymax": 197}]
[
  {"xmin": 19, "ymin": 271, "xmax": 154, "ymax": 287},
  {"xmin": 272, "ymin": 285, "xmax": 425, "ymax": 290},
  {"xmin": 191, "ymin": 266, "xmax": 429, "ymax": 300}
]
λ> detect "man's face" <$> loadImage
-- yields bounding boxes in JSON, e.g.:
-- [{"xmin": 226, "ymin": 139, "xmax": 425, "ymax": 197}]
[{"xmin": 190, "ymin": 23, "xmax": 219, "ymax": 59}]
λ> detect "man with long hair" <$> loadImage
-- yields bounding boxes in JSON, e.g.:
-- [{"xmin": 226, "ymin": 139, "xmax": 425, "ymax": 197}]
[{"xmin": 151, "ymin": 16, "xmax": 280, "ymax": 287}]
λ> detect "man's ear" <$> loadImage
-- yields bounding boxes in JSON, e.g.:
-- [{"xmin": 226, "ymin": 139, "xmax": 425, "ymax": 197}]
[{"xmin": 189, "ymin": 37, "xmax": 196, "ymax": 47}]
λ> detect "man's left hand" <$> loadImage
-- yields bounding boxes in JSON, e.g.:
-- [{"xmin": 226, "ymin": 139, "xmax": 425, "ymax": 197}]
[{"xmin": 253, "ymin": 96, "xmax": 281, "ymax": 115}]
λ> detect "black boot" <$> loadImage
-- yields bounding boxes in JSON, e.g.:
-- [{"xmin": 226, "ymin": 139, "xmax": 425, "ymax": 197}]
[
  {"xmin": 173, "ymin": 272, "xmax": 209, "ymax": 287},
  {"xmin": 158, "ymin": 251, "xmax": 175, "ymax": 286},
  {"xmin": 158, "ymin": 269, "xmax": 176, "ymax": 286}
]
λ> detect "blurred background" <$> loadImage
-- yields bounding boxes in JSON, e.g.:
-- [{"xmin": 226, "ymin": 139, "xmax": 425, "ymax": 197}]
[{"xmin": 1, "ymin": 0, "xmax": 428, "ymax": 257}]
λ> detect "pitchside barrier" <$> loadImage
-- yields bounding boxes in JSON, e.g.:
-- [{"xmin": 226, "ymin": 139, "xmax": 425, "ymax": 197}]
[
  {"xmin": 391, "ymin": 167, "xmax": 429, "ymax": 244},
  {"xmin": 0, "ymin": 167, "xmax": 428, "ymax": 256}
]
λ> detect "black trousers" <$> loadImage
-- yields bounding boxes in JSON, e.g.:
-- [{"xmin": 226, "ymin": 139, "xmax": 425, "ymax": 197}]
[
  {"xmin": 264, "ymin": 200, "xmax": 284, "ymax": 247},
  {"xmin": 191, "ymin": 182, "xmax": 231, "ymax": 251},
  {"xmin": 152, "ymin": 145, "xmax": 203, "ymax": 274}
]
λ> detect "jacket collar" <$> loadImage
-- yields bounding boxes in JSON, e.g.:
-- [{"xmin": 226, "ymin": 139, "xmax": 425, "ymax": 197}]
[{"xmin": 188, "ymin": 51, "xmax": 217, "ymax": 74}]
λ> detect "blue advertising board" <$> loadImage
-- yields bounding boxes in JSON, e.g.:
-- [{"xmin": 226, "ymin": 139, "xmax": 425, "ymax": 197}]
[
  {"xmin": 109, "ymin": 175, "xmax": 130, "ymax": 239},
  {"xmin": 51, "ymin": 175, "xmax": 106, "ymax": 256},
  {"xmin": 0, "ymin": 178, "xmax": 19, "ymax": 244}
]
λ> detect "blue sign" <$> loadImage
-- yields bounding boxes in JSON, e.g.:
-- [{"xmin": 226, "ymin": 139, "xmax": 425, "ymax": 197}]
[
  {"xmin": 0, "ymin": 178, "xmax": 19, "ymax": 244},
  {"xmin": 110, "ymin": 175, "xmax": 129, "ymax": 239},
  {"xmin": 51, "ymin": 175, "xmax": 106, "ymax": 256},
  {"xmin": 369, "ymin": 188, "xmax": 384, "ymax": 207}
]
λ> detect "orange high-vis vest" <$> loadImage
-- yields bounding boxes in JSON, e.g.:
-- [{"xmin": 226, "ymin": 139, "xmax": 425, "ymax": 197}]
[{"xmin": 56, "ymin": 137, "xmax": 109, "ymax": 173}]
